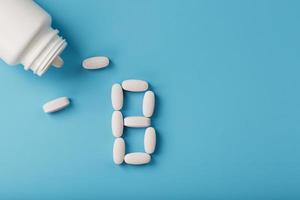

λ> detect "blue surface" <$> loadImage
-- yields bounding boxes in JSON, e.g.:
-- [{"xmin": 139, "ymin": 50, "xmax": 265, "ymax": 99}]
[{"xmin": 0, "ymin": 0, "xmax": 300, "ymax": 199}]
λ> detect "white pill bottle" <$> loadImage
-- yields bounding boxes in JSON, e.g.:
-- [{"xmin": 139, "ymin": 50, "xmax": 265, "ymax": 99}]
[{"xmin": 0, "ymin": 0, "xmax": 67, "ymax": 76}]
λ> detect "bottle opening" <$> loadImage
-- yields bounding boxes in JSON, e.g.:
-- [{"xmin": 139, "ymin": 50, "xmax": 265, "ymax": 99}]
[
  {"xmin": 21, "ymin": 27, "xmax": 67, "ymax": 76},
  {"xmin": 34, "ymin": 36, "xmax": 67, "ymax": 76}
]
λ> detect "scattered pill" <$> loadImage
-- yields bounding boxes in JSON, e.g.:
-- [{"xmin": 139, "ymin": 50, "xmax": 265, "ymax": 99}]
[
  {"xmin": 43, "ymin": 97, "xmax": 70, "ymax": 113},
  {"xmin": 143, "ymin": 91, "xmax": 155, "ymax": 117},
  {"xmin": 52, "ymin": 56, "xmax": 64, "ymax": 68},
  {"xmin": 144, "ymin": 127, "xmax": 156, "ymax": 154},
  {"xmin": 82, "ymin": 56, "xmax": 109, "ymax": 69},
  {"xmin": 122, "ymin": 79, "xmax": 148, "ymax": 92},
  {"xmin": 124, "ymin": 116, "xmax": 151, "ymax": 128},
  {"xmin": 112, "ymin": 111, "xmax": 124, "ymax": 137},
  {"xmin": 111, "ymin": 84, "xmax": 123, "ymax": 111},
  {"xmin": 124, "ymin": 152, "xmax": 151, "ymax": 165},
  {"xmin": 113, "ymin": 138, "xmax": 125, "ymax": 165}
]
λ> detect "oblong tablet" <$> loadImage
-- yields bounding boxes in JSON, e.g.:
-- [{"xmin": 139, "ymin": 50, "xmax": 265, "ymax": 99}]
[
  {"xmin": 122, "ymin": 80, "xmax": 148, "ymax": 92},
  {"xmin": 143, "ymin": 91, "xmax": 155, "ymax": 117},
  {"xmin": 43, "ymin": 97, "xmax": 70, "ymax": 113},
  {"xmin": 124, "ymin": 152, "xmax": 151, "ymax": 165},
  {"xmin": 111, "ymin": 84, "xmax": 123, "ymax": 110},
  {"xmin": 144, "ymin": 127, "xmax": 156, "ymax": 154},
  {"xmin": 113, "ymin": 138, "xmax": 125, "ymax": 165},
  {"xmin": 82, "ymin": 56, "xmax": 109, "ymax": 69},
  {"xmin": 124, "ymin": 116, "xmax": 150, "ymax": 128},
  {"xmin": 112, "ymin": 111, "xmax": 124, "ymax": 137},
  {"xmin": 52, "ymin": 56, "xmax": 64, "ymax": 68}
]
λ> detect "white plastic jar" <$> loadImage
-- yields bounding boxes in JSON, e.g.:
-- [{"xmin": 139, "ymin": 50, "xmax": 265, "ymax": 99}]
[{"xmin": 0, "ymin": 0, "xmax": 67, "ymax": 76}]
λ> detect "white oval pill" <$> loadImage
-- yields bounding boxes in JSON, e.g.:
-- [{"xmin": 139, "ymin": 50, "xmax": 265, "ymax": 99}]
[
  {"xmin": 52, "ymin": 56, "xmax": 64, "ymax": 68},
  {"xmin": 143, "ymin": 91, "xmax": 155, "ymax": 117},
  {"xmin": 112, "ymin": 111, "xmax": 124, "ymax": 137},
  {"xmin": 82, "ymin": 56, "xmax": 109, "ymax": 69},
  {"xmin": 144, "ymin": 127, "xmax": 156, "ymax": 154},
  {"xmin": 113, "ymin": 138, "xmax": 125, "ymax": 165},
  {"xmin": 43, "ymin": 97, "xmax": 70, "ymax": 113},
  {"xmin": 124, "ymin": 116, "xmax": 150, "ymax": 128},
  {"xmin": 122, "ymin": 80, "xmax": 148, "ymax": 92},
  {"xmin": 124, "ymin": 152, "xmax": 151, "ymax": 165},
  {"xmin": 111, "ymin": 84, "xmax": 123, "ymax": 110}
]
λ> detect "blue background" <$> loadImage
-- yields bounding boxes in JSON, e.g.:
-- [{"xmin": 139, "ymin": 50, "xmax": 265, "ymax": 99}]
[{"xmin": 0, "ymin": 0, "xmax": 299, "ymax": 199}]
